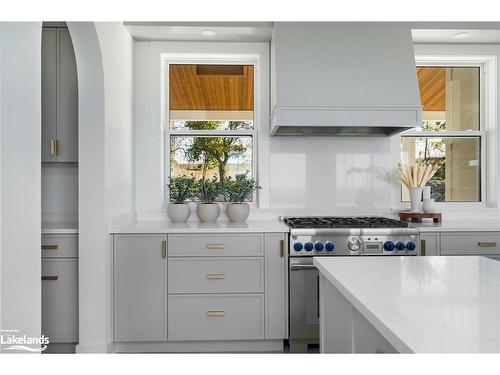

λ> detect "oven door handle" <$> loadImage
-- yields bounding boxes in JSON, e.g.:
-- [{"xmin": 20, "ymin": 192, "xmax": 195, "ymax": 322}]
[{"xmin": 290, "ymin": 264, "xmax": 317, "ymax": 271}]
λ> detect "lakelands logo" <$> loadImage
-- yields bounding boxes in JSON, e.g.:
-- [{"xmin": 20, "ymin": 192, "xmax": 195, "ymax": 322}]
[{"xmin": 0, "ymin": 329, "xmax": 49, "ymax": 352}]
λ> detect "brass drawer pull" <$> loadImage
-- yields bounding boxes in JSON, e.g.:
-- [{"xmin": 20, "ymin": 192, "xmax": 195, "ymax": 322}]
[
  {"xmin": 42, "ymin": 276, "xmax": 58, "ymax": 281},
  {"xmin": 478, "ymin": 242, "xmax": 497, "ymax": 247},
  {"xmin": 42, "ymin": 245, "xmax": 58, "ymax": 250},
  {"xmin": 50, "ymin": 139, "xmax": 56, "ymax": 156},
  {"xmin": 207, "ymin": 310, "xmax": 225, "ymax": 317},
  {"xmin": 207, "ymin": 244, "xmax": 225, "ymax": 250},
  {"xmin": 206, "ymin": 274, "xmax": 225, "ymax": 280}
]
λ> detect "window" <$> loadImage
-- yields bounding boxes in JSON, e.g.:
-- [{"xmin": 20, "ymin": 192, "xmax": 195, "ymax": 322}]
[
  {"xmin": 167, "ymin": 63, "xmax": 256, "ymax": 199},
  {"xmin": 401, "ymin": 66, "xmax": 484, "ymax": 202}
]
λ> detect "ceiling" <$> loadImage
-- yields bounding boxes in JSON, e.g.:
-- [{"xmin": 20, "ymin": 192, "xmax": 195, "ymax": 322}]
[
  {"xmin": 412, "ymin": 29, "xmax": 500, "ymax": 44},
  {"xmin": 169, "ymin": 64, "xmax": 254, "ymax": 111},
  {"xmin": 124, "ymin": 22, "xmax": 273, "ymax": 42},
  {"xmin": 417, "ymin": 67, "xmax": 445, "ymax": 111}
]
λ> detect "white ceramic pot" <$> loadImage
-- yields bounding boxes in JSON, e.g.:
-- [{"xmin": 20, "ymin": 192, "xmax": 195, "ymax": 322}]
[
  {"xmin": 409, "ymin": 187, "xmax": 423, "ymax": 212},
  {"xmin": 226, "ymin": 203, "xmax": 250, "ymax": 222},
  {"xmin": 167, "ymin": 203, "xmax": 191, "ymax": 222},
  {"xmin": 197, "ymin": 203, "xmax": 220, "ymax": 222},
  {"xmin": 422, "ymin": 198, "xmax": 436, "ymax": 213}
]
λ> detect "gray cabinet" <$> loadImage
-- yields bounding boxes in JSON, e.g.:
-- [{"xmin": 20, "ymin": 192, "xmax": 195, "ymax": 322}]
[
  {"xmin": 112, "ymin": 232, "xmax": 288, "ymax": 346},
  {"xmin": 41, "ymin": 27, "xmax": 78, "ymax": 163},
  {"xmin": 420, "ymin": 233, "xmax": 440, "ymax": 256},
  {"xmin": 42, "ymin": 258, "xmax": 79, "ymax": 343},
  {"xmin": 441, "ymin": 232, "xmax": 500, "ymax": 256},
  {"xmin": 113, "ymin": 234, "xmax": 167, "ymax": 342},
  {"xmin": 41, "ymin": 234, "xmax": 79, "ymax": 352}
]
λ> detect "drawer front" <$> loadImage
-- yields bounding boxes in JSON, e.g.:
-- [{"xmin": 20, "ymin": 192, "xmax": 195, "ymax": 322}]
[
  {"xmin": 168, "ymin": 294, "xmax": 264, "ymax": 341},
  {"xmin": 42, "ymin": 234, "xmax": 78, "ymax": 258},
  {"xmin": 441, "ymin": 232, "xmax": 500, "ymax": 255},
  {"xmin": 168, "ymin": 234, "xmax": 263, "ymax": 257},
  {"xmin": 168, "ymin": 258, "xmax": 264, "ymax": 293},
  {"xmin": 42, "ymin": 259, "xmax": 78, "ymax": 343}
]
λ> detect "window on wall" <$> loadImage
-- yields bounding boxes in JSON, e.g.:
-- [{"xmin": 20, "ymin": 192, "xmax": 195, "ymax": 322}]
[
  {"xmin": 401, "ymin": 66, "xmax": 483, "ymax": 202},
  {"xmin": 167, "ymin": 63, "xmax": 255, "ymax": 199}
]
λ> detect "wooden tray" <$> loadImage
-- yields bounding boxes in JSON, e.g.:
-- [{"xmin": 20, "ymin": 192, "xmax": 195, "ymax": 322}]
[{"xmin": 399, "ymin": 212, "xmax": 442, "ymax": 223}]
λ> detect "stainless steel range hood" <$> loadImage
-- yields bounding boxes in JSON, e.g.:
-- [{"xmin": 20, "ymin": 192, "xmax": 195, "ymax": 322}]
[{"xmin": 270, "ymin": 23, "xmax": 422, "ymax": 136}]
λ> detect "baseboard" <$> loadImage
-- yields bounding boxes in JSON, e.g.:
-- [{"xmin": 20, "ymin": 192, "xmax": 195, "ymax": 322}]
[{"xmin": 113, "ymin": 339, "xmax": 284, "ymax": 353}]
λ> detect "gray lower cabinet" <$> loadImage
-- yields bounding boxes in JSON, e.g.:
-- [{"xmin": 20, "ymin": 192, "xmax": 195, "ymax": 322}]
[
  {"xmin": 41, "ymin": 234, "xmax": 79, "ymax": 352},
  {"xmin": 42, "ymin": 27, "xmax": 78, "ymax": 163},
  {"xmin": 112, "ymin": 232, "xmax": 287, "ymax": 345},
  {"xmin": 113, "ymin": 234, "xmax": 167, "ymax": 342},
  {"xmin": 441, "ymin": 232, "xmax": 500, "ymax": 256},
  {"xmin": 168, "ymin": 294, "xmax": 264, "ymax": 341},
  {"xmin": 420, "ymin": 233, "xmax": 440, "ymax": 256}
]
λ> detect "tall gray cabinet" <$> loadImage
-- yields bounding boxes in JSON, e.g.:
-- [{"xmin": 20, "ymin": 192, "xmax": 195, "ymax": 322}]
[{"xmin": 41, "ymin": 27, "xmax": 78, "ymax": 162}]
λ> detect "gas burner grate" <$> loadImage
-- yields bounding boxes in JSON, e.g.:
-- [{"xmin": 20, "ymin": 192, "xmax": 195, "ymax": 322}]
[{"xmin": 283, "ymin": 216, "xmax": 408, "ymax": 229}]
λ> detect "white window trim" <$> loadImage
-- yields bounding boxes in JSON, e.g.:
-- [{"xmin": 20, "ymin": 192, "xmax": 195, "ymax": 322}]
[
  {"xmin": 391, "ymin": 54, "xmax": 497, "ymax": 210},
  {"xmin": 163, "ymin": 56, "xmax": 258, "ymax": 206},
  {"xmin": 134, "ymin": 42, "xmax": 270, "ymax": 220}
]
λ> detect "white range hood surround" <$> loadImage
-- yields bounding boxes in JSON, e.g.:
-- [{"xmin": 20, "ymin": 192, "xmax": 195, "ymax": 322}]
[{"xmin": 270, "ymin": 22, "xmax": 422, "ymax": 136}]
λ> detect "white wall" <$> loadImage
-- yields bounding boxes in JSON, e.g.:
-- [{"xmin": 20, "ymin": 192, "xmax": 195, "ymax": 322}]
[
  {"xmin": 134, "ymin": 41, "xmax": 396, "ymax": 218},
  {"xmin": 67, "ymin": 22, "xmax": 134, "ymax": 353},
  {"xmin": 0, "ymin": 22, "xmax": 42, "ymax": 349}
]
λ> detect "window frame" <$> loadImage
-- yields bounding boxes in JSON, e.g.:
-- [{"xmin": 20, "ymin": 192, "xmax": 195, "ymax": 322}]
[
  {"xmin": 162, "ymin": 57, "xmax": 259, "ymax": 204},
  {"xmin": 393, "ymin": 54, "xmax": 498, "ymax": 210}
]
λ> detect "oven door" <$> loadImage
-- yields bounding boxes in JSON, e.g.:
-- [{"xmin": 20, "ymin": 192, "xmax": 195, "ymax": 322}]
[{"xmin": 289, "ymin": 257, "xmax": 319, "ymax": 340}]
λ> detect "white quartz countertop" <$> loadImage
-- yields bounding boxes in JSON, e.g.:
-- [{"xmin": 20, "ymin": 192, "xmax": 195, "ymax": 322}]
[
  {"xmin": 409, "ymin": 218, "xmax": 500, "ymax": 232},
  {"xmin": 314, "ymin": 256, "xmax": 500, "ymax": 353},
  {"xmin": 42, "ymin": 221, "xmax": 79, "ymax": 234},
  {"xmin": 110, "ymin": 219, "xmax": 289, "ymax": 234}
]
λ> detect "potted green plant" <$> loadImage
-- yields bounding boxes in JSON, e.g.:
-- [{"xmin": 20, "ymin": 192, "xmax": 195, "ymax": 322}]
[
  {"xmin": 223, "ymin": 175, "xmax": 261, "ymax": 222},
  {"xmin": 195, "ymin": 177, "xmax": 223, "ymax": 222},
  {"xmin": 166, "ymin": 176, "xmax": 196, "ymax": 222}
]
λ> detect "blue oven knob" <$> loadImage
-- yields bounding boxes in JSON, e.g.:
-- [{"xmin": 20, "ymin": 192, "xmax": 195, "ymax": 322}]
[
  {"xmin": 293, "ymin": 242, "xmax": 303, "ymax": 252},
  {"xmin": 406, "ymin": 241, "xmax": 416, "ymax": 251},
  {"xmin": 383, "ymin": 241, "xmax": 395, "ymax": 251},
  {"xmin": 325, "ymin": 241, "xmax": 335, "ymax": 252},
  {"xmin": 395, "ymin": 241, "xmax": 406, "ymax": 251},
  {"xmin": 304, "ymin": 242, "xmax": 314, "ymax": 252},
  {"xmin": 314, "ymin": 241, "xmax": 324, "ymax": 251}
]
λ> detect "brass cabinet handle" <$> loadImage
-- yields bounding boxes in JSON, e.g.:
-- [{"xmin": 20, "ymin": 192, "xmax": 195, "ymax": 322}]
[
  {"xmin": 42, "ymin": 276, "xmax": 58, "ymax": 281},
  {"xmin": 420, "ymin": 239, "xmax": 426, "ymax": 256},
  {"xmin": 478, "ymin": 242, "xmax": 497, "ymax": 247},
  {"xmin": 42, "ymin": 245, "xmax": 58, "ymax": 250},
  {"xmin": 161, "ymin": 240, "xmax": 167, "ymax": 259},
  {"xmin": 207, "ymin": 310, "xmax": 225, "ymax": 317},
  {"xmin": 207, "ymin": 244, "xmax": 224, "ymax": 250},
  {"xmin": 49, "ymin": 140, "xmax": 56, "ymax": 156},
  {"xmin": 280, "ymin": 239, "xmax": 285, "ymax": 258},
  {"xmin": 206, "ymin": 273, "xmax": 225, "ymax": 280}
]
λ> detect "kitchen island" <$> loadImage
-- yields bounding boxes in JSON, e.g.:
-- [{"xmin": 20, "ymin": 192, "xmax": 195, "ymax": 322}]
[{"xmin": 314, "ymin": 256, "xmax": 500, "ymax": 353}]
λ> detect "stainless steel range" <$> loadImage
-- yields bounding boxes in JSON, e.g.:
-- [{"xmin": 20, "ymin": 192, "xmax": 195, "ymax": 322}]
[{"xmin": 284, "ymin": 216, "xmax": 420, "ymax": 353}]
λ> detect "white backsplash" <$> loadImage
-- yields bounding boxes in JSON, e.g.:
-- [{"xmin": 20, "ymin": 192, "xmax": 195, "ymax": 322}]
[{"xmin": 267, "ymin": 136, "xmax": 396, "ymax": 216}]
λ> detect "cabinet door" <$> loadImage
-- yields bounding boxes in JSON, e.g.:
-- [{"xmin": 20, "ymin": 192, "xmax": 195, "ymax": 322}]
[
  {"xmin": 264, "ymin": 233, "xmax": 287, "ymax": 339},
  {"xmin": 113, "ymin": 235, "xmax": 166, "ymax": 342},
  {"xmin": 56, "ymin": 28, "xmax": 78, "ymax": 162},
  {"xmin": 42, "ymin": 259, "xmax": 78, "ymax": 343},
  {"xmin": 420, "ymin": 233, "xmax": 440, "ymax": 256},
  {"xmin": 41, "ymin": 28, "xmax": 57, "ymax": 162}
]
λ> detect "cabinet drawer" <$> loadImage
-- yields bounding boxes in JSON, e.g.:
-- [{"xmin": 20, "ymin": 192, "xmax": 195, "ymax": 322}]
[
  {"xmin": 168, "ymin": 234, "xmax": 263, "ymax": 257},
  {"xmin": 441, "ymin": 232, "xmax": 500, "ymax": 255},
  {"xmin": 42, "ymin": 259, "xmax": 78, "ymax": 343},
  {"xmin": 168, "ymin": 294, "xmax": 264, "ymax": 341},
  {"xmin": 168, "ymin": 258, "xmax": 264, "ymax": 294},
  {"xmin": 42, "ymin": 234, "xmax": 78, "ymax": 258}
]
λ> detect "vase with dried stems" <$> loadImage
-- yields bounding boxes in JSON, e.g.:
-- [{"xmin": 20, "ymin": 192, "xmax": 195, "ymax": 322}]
[{"xmin": 394, "ymin": 161, "xmax": 441, "ymax": 212}]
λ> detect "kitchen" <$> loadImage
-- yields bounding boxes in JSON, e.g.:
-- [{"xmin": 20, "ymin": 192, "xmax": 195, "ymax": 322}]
[{"xmin": 1, "ymin": 1, "xmax": 500, "ymax": 372}]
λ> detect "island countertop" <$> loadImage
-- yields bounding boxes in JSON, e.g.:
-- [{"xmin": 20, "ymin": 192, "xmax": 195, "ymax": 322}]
[{"xmin": 314, "ymin": 256, "xmax": 500, "ymax": 353}]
